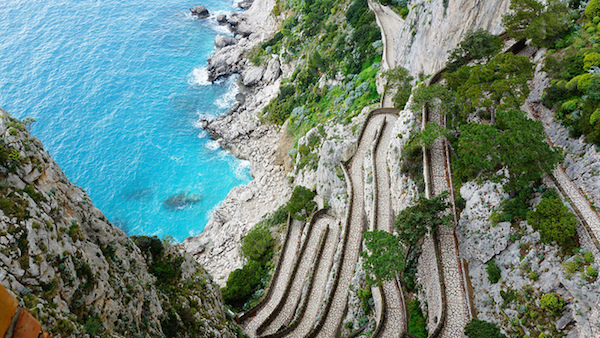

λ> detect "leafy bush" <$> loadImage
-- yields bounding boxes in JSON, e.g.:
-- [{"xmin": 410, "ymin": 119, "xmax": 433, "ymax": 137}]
[
  {"xmin": 587, "ymin": 76, "xmax": 600, "ymax": 100},
  {"xmin": 527, "ymin": 194, "xmax": 577, "ymax": 250},
  {"xmin": 587, "ymin": 0, "xmax": 600, "ymax": 18},
  {"xmin": 486, "ymin": 260, "xmax": 502, "ymax": 283},
  {"xmin": 561, "ymin": 99, "xmax": 580, "ymax": 112},
  {"xmin": 566, "ymin": 75, "xmax": 582, "ymax": 91},
  {"xmin": 464, "ymin": 319, "xmax": 507, "ymax": 338},
  {"xmin": 407, "ymin": 300, "xmax": 428, "ymax": 338},
  {"xmin": 395, "ymin": 192, "xmax": 451, "ymax": 247},
  {"xmin": 360, "ymin": 230, "xmax": 406, "ymax": 285},
  {"xmin": 132, "ymin": 235, "xmax": 164, "ymax": 259},
  {"xmin": 540, "ymin": 293, "xmax": 564, "ymax": 314},
  {"xmin": 584, "ymin": 52, "xmax": 600, "ymax": 70},
  {"xmin": 222, "ymin": 260, "xmax": 264, "ymax": 309},
  {"xmin": 241, "ymin": 227, "xmax": 275, "ymax": 263},
  {"xmin": 383, "ymin": 66, "xmax": 413, "ymax": 109},
  {"xmin": 286, "ymin": 185, "xmax": 316, "ymax": 220},
  {"xmin": 577, "ymin": 73, "xmax": 597, "ymax": 91},
  {"xmin": 585, "ymin": 251, "xmax": 595, "ymax": 263}
]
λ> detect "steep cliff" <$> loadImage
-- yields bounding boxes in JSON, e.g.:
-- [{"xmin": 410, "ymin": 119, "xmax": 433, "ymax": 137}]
[
  {"xmin": 384, "ymin": 0, "xmax": 510, "ymax": 77},
  {"xmin": 0, "ymin": 110, "xmax": 239, "ymax": 337}
]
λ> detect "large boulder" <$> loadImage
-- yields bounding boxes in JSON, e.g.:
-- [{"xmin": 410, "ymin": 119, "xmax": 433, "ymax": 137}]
[
  {"xmin": 263, "ymin": 57, "xmax": 281, "ymax": 83},
  {"xmin": 216, "ymin": 14, "xmax": 227, "ymax": 24},
  {"xmin": 242, "ymin": 66, "xmax": 265, "ymax": 86},
  {"xmin": 190, "ymin": 5, "xmax": 209, "ymax": 18},
  {"xmin": 215, "ymin": 34, "xmax": 236, "ymax": 49},
  {"xmin": 238, "ymin": 0, "xmax": 254, "ymax": 9}
]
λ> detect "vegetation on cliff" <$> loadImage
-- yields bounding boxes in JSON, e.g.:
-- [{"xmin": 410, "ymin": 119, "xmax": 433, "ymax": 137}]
[{"xmin": 0, "ymin": 112, "xmax": 241, "ymax": 337}]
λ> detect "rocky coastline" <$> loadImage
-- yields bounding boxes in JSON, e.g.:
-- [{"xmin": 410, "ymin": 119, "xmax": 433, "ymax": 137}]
[{"xmin": 181, "ymin": 0, "xmax": 294, "ymax": 285}]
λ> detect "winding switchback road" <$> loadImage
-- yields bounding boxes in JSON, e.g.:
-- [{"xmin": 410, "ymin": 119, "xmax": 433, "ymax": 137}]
[
  {"xmin": 373, "ymin": 115, "xmax": 407, "ymax": 337},
  {"xmin": 426, "ymin": 108, "xmax": 471, "ymax": 338},
  {"xmin": 242, "ymin": 219, "xmax": 303, "ymax": 336}
]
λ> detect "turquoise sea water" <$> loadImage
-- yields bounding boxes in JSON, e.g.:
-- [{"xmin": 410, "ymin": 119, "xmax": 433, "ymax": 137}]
[{"xmin": 0, "ymin": 0, "xmax": 251, "ymax": 241}]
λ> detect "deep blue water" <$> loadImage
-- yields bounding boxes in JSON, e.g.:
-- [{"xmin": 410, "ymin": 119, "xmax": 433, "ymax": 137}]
[{"xmin": 0, "ymin": 0, "xmax": 251, "ymax": 241}]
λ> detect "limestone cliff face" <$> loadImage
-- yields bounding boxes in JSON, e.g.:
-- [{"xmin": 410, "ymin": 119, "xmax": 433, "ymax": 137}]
[
  {"xmin": 0, "ymin": 110, "xmax": 238, "ymax": 337},
  {"xmin": 390, "ymin": 0, "xmax": 510, "ymax": 77}
]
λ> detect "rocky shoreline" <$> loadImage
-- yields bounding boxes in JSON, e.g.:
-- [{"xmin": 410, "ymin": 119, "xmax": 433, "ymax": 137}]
[{"xmin": 181, "ymin": 0, "xmax": 293, "ymax": 285}]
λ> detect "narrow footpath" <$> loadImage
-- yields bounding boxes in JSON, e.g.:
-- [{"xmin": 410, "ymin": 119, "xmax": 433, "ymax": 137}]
[
  {"xmin": 315, "ymin": 114, "xmax": 385, "ymax": 336},
  {"xmin": 373, "ymin": 115, "xmax": 407, "ymax": 337},
  {"xmin": 426, "ymin": 109, "xmax": 471, "ymax": 338}
]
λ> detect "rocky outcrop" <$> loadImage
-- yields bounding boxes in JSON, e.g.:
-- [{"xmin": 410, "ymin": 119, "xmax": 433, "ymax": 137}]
[
  {"xmin": 215, "ymin": 34, "xmax": 236, "ymax": 49},
  {"xmin": 0, "ymin": 111, "xmax": 239, "ymax": 337},
  {"xmin": 190, "ymin": 5, "xmax": 209, "ymax": 18},
  {"xmin": 457, "ymin": 181, "xmax": 600, "ymax": 337},
  {"xmin": 206, "ymin": 0, "xmax": 278, "ymax": 82}
]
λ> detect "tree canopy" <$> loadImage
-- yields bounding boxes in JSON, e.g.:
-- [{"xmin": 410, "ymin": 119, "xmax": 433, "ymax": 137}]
[
  {"xmin": 446, "ymin": 29, "xmax": 503, "ymax": 72},
  {"xmin": 454, "ymin": 110, "xmax": 561, "ymax": 192},
  {"xmin": 395, "ymin": 192, "xmax": 452, "ymax": 248},
  {"xmin": 241, "ymin": 226, "xmax": 275, "ymax": 263},
  {"xmin": 464, "ymin": 319, "xmax": 507, "ymax": 338},
  {"xmin": 446, "ymin": 53, "xmax": 533, "ymax": 123},
  {"xmin": 527, "ymin": 190, "xmax": 577, "ymax": 250},
  {"xmin": 502, "ymin": 0, "xmax": 571, "ymax": 48},
  {"xmin": 360, "ymin": 230, "xmax": 406, "ymax": 285}
]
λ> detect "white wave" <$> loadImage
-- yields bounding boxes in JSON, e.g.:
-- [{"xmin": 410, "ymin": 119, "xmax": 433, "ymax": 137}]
[
  {"xmin": 215, "ymin": 77, "xmax": 239, "ymax": 109},
  {"xmin": 189, "ymin": 66, "xmax": 210, "ymax": 86},
  {"xmin": 206, "ymin": 14, "xmax": 232, "ymax": 35},
  {"xmin": 232, "ymin": 159, "xmax": 251, "ymax": 180},
  {"xmin": 196, "ymin": 129, "xmax": 208, "ymax": 139},
  {"xmin": 205, "ymin": 140, "xmax": 221, "ymax": 151}
]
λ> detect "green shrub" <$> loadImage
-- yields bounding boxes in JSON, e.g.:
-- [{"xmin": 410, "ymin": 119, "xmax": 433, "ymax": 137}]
[
  {"xmin": 286, "ymin": 185, "xmax": 316, "ymax": 220},
  {"xmin": 577, "ymin": 73, "xmax": 597, "ymax": 91},
  {"xmin": 587, "ymin": 76, "xmax": 600, "ymax": 100},
  {"xmin": 132, "ymin": 235, "xmax": 164, "ymax": 259},
  {"xmin": 149, "ymin": 254, "xmax": 184, "ymax": 288},
  {"xmin": 590, "ymin": 109, "xmax": 600, "ymax": 125},
  {"xmin": 566, "ymin": 75, "xmax": 581, "ymax": 91},
  {"xmin": 464, "ymin": 319, "xmax": 507, "ymax": 338},
  {"xmin": 584, "ymin": 251, "xmax": 595, "ymax": 263},
  {"xmin": 407, "ymin": 300, "xmax": 428, "ymax": 338},
  {"xmin": 222, "ymin": 260, "xmax": 264, "ymax": 309},
  {"xmin": 446, "ymin": 29, "xmax": 502, "ymax": 71},
  {"xmin": 540, "ymin": 292, "xmax": 564, "ymax": 314},
  {"xmin": 587, "ymin": 0, "xmax": 600, "ymax": 19},
  {"xmin": 486, "ymin": 260, "xmax": 502, "ymax": 283},
  {"xmin": 357, "ymin": 288, "xmax": 373, "ymax": 315},
  {"xmin": 561, "ymin": 99, "xmax": 579, "ymax": 112},
  {"xmin": 527, "ymin": 195, "xmax": 577, "ymax": 250},
  {"xmin": 542, "ymin": 83, "xmax": 571, "ymax": 108},
  {"xmin": 585, "ymin": 52, "xmax": 600, "ymax": 70},
  {"xmin": 241, "ymin": 227, "xmax": 275, "ymax": 263},
  {"xmin": 587, "ymin": 265, "xmax": 598, "ymax": 278}
]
